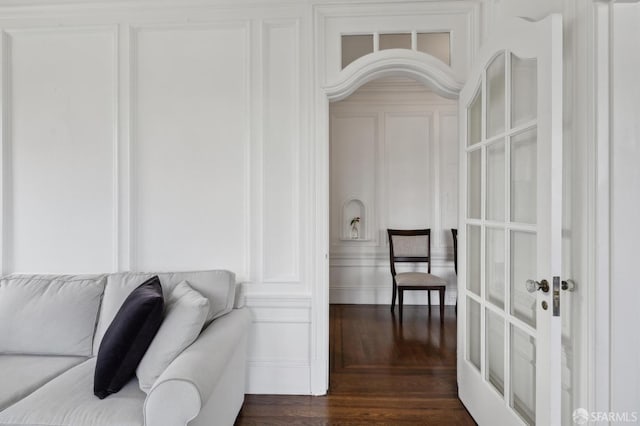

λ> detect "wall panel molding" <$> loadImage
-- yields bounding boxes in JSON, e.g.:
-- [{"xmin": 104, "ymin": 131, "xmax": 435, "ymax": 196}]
[
  {"xmin": 117, "ymin": 23, "xmax": 132, "ymax": 272},
  {"xmin": 2, "ymin": 25, "xmax": 118, "ymax": 274},
  {"xmin": 261, "ymin": 18, "xmax": 301, "ymax": 283},
  {"xmin": 244, "ymin": 292, "xmax": 311, "ymax": 394},
  {"xmin": 130, "ymin": 21, "xmax": 252, "ymax": 278},
  {"xmin": 0, "ymin": 31, "xmax": 10, "ymax": 276}
]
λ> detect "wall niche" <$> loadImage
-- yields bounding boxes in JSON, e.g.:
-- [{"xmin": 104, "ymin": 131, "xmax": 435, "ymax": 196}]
[{"xmin": 342, "ymin": 198, "xmax": 367, "ymax": 241}]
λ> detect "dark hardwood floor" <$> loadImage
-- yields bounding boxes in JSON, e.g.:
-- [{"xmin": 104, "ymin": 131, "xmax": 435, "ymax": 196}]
[{"xmin": 235, "ymin": 304, "xmax": 476, "ymax": 425}]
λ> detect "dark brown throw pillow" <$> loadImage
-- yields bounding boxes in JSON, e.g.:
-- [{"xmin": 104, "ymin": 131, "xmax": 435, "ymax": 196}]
[{"xmin": 94, "ymin": 276, "xmax": 164, "ymax": 399}]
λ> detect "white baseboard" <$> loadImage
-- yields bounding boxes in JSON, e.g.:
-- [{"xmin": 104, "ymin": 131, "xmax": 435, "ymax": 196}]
[{"xmin": 330, "ymin": 285, "xmax": 458, "ymax": 305}]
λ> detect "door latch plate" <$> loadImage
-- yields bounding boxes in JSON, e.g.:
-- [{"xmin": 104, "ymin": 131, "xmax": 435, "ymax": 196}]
[{"xmin": 553, "ymin": 276, "xmax": 560, "ymax": 316}]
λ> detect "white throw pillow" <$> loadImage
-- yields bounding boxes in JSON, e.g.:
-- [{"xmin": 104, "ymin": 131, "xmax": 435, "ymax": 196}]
[{"xmin": 136, "ymin": 280, "xmax": 209, "ymax": 392}]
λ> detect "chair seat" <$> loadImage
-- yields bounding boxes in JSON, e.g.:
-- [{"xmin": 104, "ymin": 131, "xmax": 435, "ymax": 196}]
[{"xmin": 395, "ymin": 272, "xmax": 446, "ymax": 287}]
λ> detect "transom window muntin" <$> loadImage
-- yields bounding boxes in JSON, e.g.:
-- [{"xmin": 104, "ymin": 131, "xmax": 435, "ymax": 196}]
[{"xmin": 341, "ymin": 31, "xmax": 451, "ymax": 68}]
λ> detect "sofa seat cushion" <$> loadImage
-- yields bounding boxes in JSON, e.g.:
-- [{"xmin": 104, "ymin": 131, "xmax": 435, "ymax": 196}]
[
  {"xmin": 0, "ymin": 358, "xmax": 145, "ymax": 426},
  {"xmin": 0, "ymin": 355, "xmax": 86, "ymax": 411},
  {"xmin": 93, "ymin": 270, "xmax": 236, "ymax": 355}
]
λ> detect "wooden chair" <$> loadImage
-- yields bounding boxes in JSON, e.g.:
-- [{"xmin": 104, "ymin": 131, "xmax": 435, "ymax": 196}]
[{"xmin": 387, "ymin": 229, "xmax": 446, "ymax": 323}]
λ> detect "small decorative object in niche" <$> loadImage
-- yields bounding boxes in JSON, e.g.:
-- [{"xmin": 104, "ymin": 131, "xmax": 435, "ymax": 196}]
[
  {"xmin": 350, "ymin": 217, "xmax": 360, "ymax": 239},
  {"xmin": 342, "ymin": 198, "xmax": 366, "ymax": 240}
]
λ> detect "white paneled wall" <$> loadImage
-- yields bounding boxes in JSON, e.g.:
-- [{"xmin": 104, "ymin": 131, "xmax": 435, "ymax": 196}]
[
  {"xmin": 0, "ymin": 4, "xmax": 311, "ymax": 395},
  {"xmin": 261, "ymin": 20, "xmax": 300, "ymax": 284},
  {"xmin": 329, "ymin": 79, "xmax": 458, "ymax": 305},
  {"xmin": 0, "ymin": 0, "xmax": 478, "ymax": 396},
  {"xmin": 6, "ymin": 28, "xmax": 117, "ymax": 273},
  {"xmin": 132, "ymin": 24, "xmax": 250, "ymax": 275}
]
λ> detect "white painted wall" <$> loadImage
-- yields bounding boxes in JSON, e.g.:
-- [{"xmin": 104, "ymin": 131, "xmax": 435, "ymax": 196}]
[
  {"xmin": 610, "ymin": 2, "xmax": 640, "ymax": 416},
  {"xmin": 329, "ymin": 78, "xmax": 458, "ymax": 305}
]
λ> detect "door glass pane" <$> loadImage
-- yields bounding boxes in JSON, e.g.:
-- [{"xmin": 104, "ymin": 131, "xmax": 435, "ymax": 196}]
[
  {"xmin": 511, "ymin": 326, "xmax": 536, "ymax": 425},
  {"xmin": 487, "ymin": 140, "xmax": 505, "ymax": 221},
  {"xmin": 467, "ymin": 225, "xmax": 481, "ymax": 296},
  {"xmin": 510, "ymin": 231, "xmax": 537, "ymax": 327},
  {"xmin": 379, "ymin": 33, "xmax": 411, "ymax": 50},
  {"xmin": 467, "ymin": 88, "xmax": 482, "ymax": 146},
  {"xmin": 511, "ymin": 54, "xmax": 537, "ymax": 127},
  {"xmin": 467, "ymin": 297, "xmax": 481, "ymax": 371},
  {"xmin": 417, "ymin": 32, "xmax": 450, "ymax": 65},
  {"xmin": 468, "ymin": 149, "xmax": 481, "ymax": 219},
  {"xmin": 511, "ymin": 128, "xmax": 537, "ymax": 224},
  {"xmin": 486, "ymin": 309, "xmax": 505, "ymax": 395},
  {"xmin": 486, "ymin": 52, "xmax": 506, "ymax": 138},
  {"xmin": 486, "ymin": 227, "xmax": 505, "ymax": 309},
  {"xmin": 341, "ymin": 35, "xmax": 374, "ymax": 69}
]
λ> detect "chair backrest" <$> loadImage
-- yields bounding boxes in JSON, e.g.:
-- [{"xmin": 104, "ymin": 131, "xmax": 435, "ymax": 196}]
[
  {"xmin": 451, "ymin": 228, "xmax": 458, "ymax": 275},
  {"xmin": 387, "ymin": 229, "xmax": 432, "ymax": 275}
]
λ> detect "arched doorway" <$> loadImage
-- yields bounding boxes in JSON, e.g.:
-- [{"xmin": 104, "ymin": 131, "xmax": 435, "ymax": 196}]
[{"xmin": 312, "ymin": 48, "xmax": 463, "ymax": 395}]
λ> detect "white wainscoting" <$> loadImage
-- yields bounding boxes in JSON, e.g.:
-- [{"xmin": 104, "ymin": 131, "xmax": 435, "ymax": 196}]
[
  {"xmin": 329, "ymin": 80, "xmax": 459, "ymax": 305},
  {"xmin": 243, "ymin": 293, "xmax": 311, "ymax": 394}
]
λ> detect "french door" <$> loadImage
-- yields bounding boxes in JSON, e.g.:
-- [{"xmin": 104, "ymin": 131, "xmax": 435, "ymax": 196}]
[{"xmin": 457, "ymin": 15, "xmax": 563, "ymax": 425}]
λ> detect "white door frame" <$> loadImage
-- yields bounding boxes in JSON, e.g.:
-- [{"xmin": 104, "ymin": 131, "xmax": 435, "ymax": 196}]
[{"xmin": 310, "ymin": 49, "xmax": 463, "ymax": 395}]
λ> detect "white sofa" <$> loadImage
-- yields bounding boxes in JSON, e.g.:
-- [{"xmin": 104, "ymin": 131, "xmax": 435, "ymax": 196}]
[{"xmin": 0, "ymin": 270, "xmax": 251, "ymax": 426}]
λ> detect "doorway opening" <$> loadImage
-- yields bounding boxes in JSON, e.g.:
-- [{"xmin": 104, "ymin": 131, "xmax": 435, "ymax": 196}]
[{"xmin": 327, "ymin": 75, "xmax": 467, "ymax": 420}]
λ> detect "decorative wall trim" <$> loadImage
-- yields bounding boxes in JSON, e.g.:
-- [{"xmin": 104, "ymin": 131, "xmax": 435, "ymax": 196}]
[
  {"xmin": 260, "ymin": 18, "xmax": 301, "ymax": 284},
  {"xmin": 0, "ymin": 31, "xmax": 10, "ymax": 276},
  {"xmin": 117, "ymin": 23, "xmax": 132, "ymax": 272},
  {"xmin": 330, "ymin": 253, "xmax": 454, "ymax": 265},
  {"xmin": 129, "ymin": 21, "xmax": 252, "ymax": 280},
  {"xmin": 313, "ymin": 1, "xmax": 477, "ymax": 394},
  {"xmin": 243, "ymin": 293, "xmax": 312, "ymax": 323},
  {"xmin": 243, "ymin": 292, "xmax": 312, "ymax": 393},
  {"xmin": 325, "ymin": 50, "xmax": 463, "ymax": 101},
  {"xmin": 590, "ymin": 0, "xmax": 610, "ymax": 415},
  {"xmin": 1, "ymin": 25, "xmax": 119, "ymax": 274}
]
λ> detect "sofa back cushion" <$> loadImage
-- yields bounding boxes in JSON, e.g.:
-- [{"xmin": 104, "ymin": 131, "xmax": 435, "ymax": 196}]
[
  {"xmin": 93, "ymin": 270, "xmax": 235, "ymax": 355},
  {"xmin": 0, "ymin": 274, "xmax": 106, "ymax": 356}
]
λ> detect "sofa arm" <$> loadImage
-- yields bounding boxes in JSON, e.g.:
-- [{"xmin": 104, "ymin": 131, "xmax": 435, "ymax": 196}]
[{"xmin": 143, "ymin": 308, "xmax": 252, "ymax": 426}]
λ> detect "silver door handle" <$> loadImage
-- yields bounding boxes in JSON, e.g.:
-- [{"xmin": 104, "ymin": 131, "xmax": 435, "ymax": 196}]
[
  {"xmin": 526, "ymin": 279, "xmax": 549, "ymax": 293},
  {"xmin": 562, "ymin": 279, "xmax": 576, "ymax": 292}
]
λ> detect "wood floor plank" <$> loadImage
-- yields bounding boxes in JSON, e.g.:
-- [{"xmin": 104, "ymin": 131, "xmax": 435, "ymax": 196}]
[{"xmin": 235, "ymin": 304, "xmax": 476, "ymax": 425}]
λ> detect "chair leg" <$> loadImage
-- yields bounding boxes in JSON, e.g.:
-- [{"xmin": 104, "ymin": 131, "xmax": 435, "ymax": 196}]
[
  {"xmin": 391, "ymin": 281, "xmax": 397, "ymax": 312},
  {"xmin": 440, "ymin": 288, "xmax": 445, "ymax": 321},
  {"xmin": 399, "ymin": 289, "xmax": 404, "ymax": 324},
  {"xmin": 428, "ymin": 291, "xmax": 431, "ymax": 307}
]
